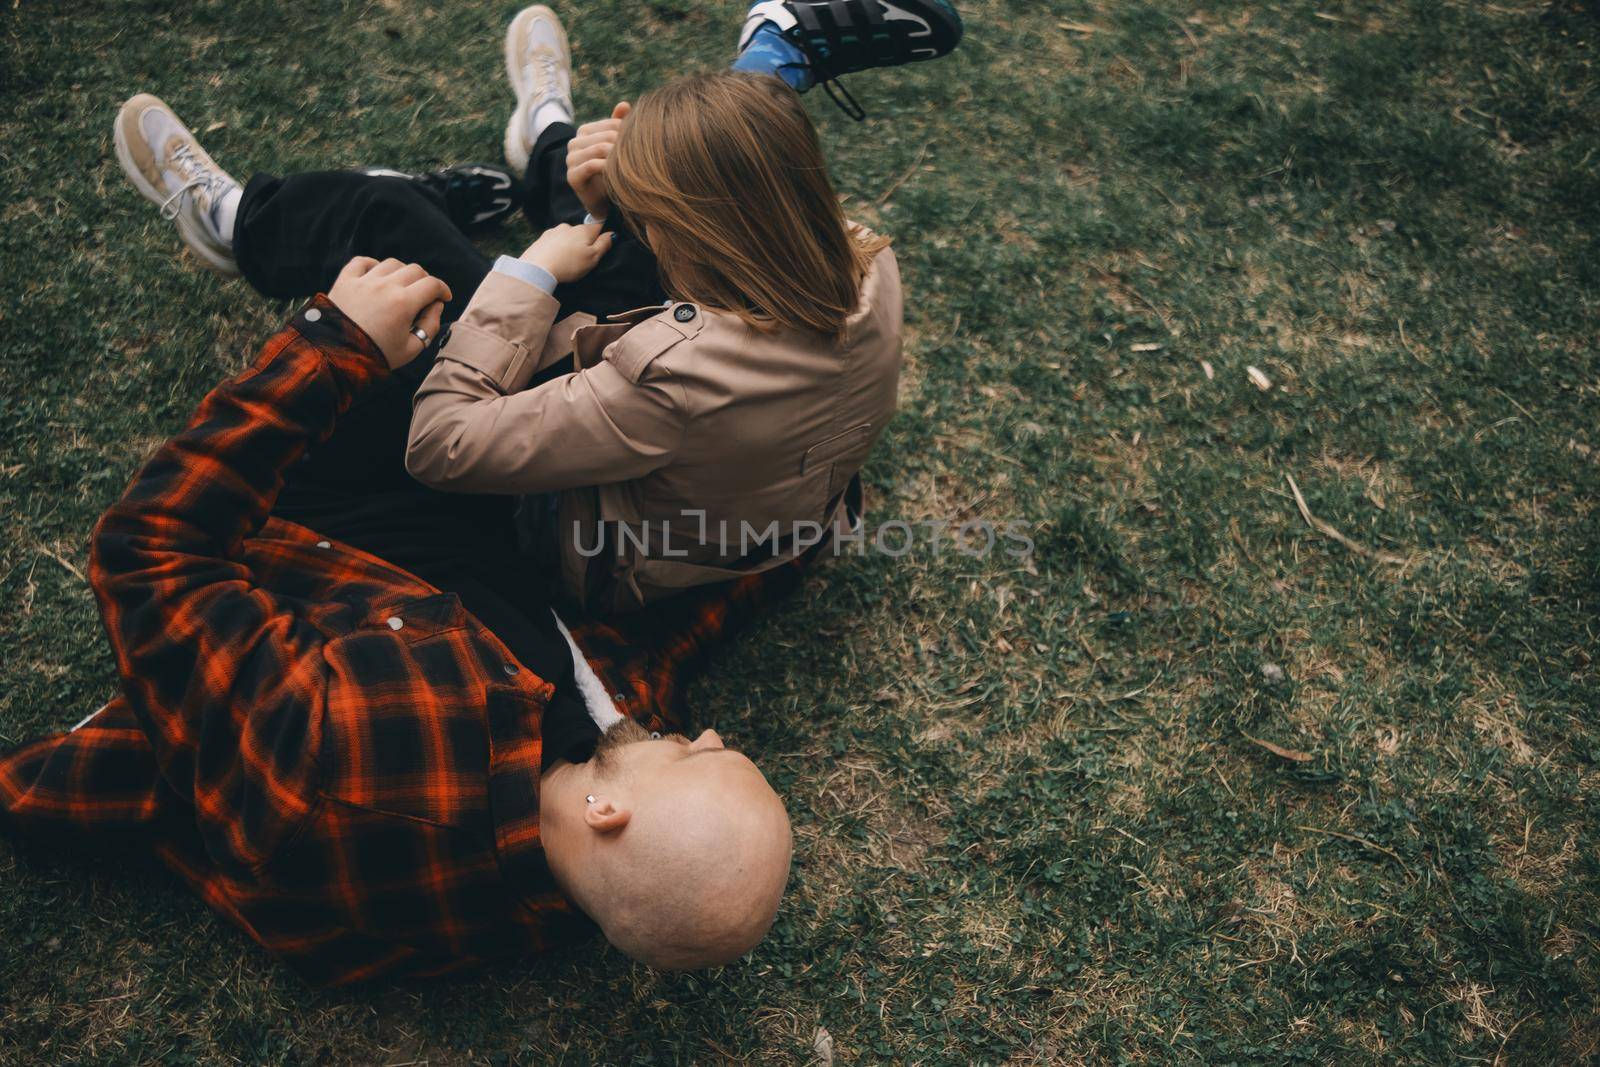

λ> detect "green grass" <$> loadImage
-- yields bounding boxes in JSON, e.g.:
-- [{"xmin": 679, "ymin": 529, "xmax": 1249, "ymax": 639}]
[{"xmin": 3, "ymin": 0, "xmax": 1598, "ymax": 1062}]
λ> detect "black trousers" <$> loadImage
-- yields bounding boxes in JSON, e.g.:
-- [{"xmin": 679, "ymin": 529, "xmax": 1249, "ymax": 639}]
[
  {"xmin": 232, "ymin": 123, "xmax": 663, "ymax": 702},
  {"xmin": 234, "ymin": 121, "xmax": 664, "ymax": 323}
]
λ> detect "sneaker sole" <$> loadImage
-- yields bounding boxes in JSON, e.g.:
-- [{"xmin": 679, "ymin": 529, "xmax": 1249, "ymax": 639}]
[
  {"xmin": 874, "ymin": 0, "xmax": 964, "ymax": 60},
  {"xmin": 113, "ymin": 108, "xmax": 240, "ymax": 277},
  {"xmin": 503, "ymin": 5, "xmax": 570, "ymax": 177},
  {"xmin": 793, "ymin": 0, "xmax": 964, "ymax": 67}
]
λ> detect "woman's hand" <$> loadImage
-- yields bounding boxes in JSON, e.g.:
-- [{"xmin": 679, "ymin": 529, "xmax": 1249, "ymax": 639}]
[
  {"xmin": 521, "ymin": 222, "xmax": 613, "ymax": 284},
  {"xmin": 566, "ymin": 100, "xmax": 631, "ymax": 220},
  {"xmin": 327, "ymin": 257, "xmax": 451, "ymax": 370}
]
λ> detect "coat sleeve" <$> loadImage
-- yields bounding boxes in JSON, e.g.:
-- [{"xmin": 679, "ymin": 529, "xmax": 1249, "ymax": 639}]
[
  {"xmin": 406, "ymin": 273, "xmax": 689, "ymax": 495},
  {"xmin": 88, "ymin": 297, "xmax": 389, "ymax": 873}
]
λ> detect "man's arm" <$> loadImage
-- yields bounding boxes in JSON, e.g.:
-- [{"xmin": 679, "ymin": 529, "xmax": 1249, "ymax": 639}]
[{"xmin": 89, "ymin": 259, "xmax": 447, "ymax": 872}]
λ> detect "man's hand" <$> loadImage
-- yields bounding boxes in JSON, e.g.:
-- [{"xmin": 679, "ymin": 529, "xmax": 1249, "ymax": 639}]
[
  {"xmin": 567, "ymin": 100, "xmax": 631, "ymax": 221},
  {"xmin": 521, "ymin": 222, "xmax": 613, "ymax": 284},
  {"xmin": 327, "ymin": 257, "xmax": 452, "ymax": 370}
]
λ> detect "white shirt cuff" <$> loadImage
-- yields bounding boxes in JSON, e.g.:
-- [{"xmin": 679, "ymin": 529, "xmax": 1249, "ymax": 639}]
[{"xmin": 492, "ymin": 255, "xmax": 558, "ymax": 295}]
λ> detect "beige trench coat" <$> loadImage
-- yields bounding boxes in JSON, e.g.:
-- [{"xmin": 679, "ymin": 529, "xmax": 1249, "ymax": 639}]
[{"xmin": 407, "ymin": 238, "xmax": 902, "ymax": 613}]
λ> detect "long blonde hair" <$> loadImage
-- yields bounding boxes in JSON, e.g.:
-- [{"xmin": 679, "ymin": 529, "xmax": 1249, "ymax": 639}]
[{"xmin": 607, "ymin": 71, "xmax": 888, "ymax": 342}]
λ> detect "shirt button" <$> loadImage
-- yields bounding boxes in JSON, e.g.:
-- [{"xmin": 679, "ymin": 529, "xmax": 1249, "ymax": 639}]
[
  {"xmin": 650, "ymin": 731, "xmax": 661, "ymax": 740},
  {"xmin": 502, "ymin": 662, "xmax": 519, "ymax": 676},
  {"xmin": 674, "ymin": 305, "xmax": 696, "ymax": 323},
  {"xmin": 304, "ymin": 307, "xmax": 322, "ymax": 322},
  {"xmin": 386, "ymin": 616, "xmax": 404, "ymax": 630},
  {"xmin": 316, "ymin": 540, "xmax": 331, "ymax": 549},
  {"xmin": 612, "ymin": 692, "xmax": 627, "ymax": 703}
]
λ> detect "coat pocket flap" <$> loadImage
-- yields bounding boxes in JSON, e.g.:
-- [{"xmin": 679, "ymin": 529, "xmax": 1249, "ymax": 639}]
[{"xmin": 801, "ymin": 423, "xmax": 873, "ymax": 474}]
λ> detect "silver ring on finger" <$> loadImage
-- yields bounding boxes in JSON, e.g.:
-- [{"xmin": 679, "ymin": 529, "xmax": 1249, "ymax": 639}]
[{"xmin": 411, "ymin": 326, "xmax": 430, "ymax": 346}]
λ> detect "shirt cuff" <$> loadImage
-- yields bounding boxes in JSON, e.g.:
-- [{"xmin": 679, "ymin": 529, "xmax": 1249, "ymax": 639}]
[
  {"xmin": 493, "ymin": 255, "xmax": 558, "ymax": 295},
  {"xmin": 293, "ymin": 294, "xmax": 390, "ymax": 398}
]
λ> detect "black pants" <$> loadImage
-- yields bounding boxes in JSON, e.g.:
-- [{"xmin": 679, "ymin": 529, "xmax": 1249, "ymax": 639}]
[
  {"xmin": 233, "ymin": 123, "xmax": 662, "ymax": 690},
  {"xmin": 234, "ymin": 121, "xmax": 665, "ymax": 495},
  {"xmin": 234, "ymin": 122, "xmax": 664, "ymax": 323}
]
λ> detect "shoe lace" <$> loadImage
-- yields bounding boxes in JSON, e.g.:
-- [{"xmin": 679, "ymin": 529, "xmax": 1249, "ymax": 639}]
[
  {"xmin": 779, "ymin": 39, "xmax": 867, "ymax": 121},
  {"xmin": 818, "ymin": 74, "xmax": 866, "ymax": 122},
  {"xmin": 158, "ymin": 143, "xmax": 231, "ymax": 219},
  {"xmin": 525, "ymin": 47, "xmax": 568, "ymax": 105}
]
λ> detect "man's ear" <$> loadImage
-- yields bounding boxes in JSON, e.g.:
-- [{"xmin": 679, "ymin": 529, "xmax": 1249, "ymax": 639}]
[{"xmin": 584, "ymin": 795, "xmax": 631, "ymax": 833}]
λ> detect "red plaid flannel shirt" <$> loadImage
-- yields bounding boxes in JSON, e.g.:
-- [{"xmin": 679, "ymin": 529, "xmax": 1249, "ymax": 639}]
[{"xmin": 0, "ymin": 298, "xmax": 803, "ymax": 986}]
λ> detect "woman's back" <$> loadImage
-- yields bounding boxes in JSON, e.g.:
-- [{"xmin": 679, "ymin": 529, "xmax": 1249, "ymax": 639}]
[{"xmin": 618, "ymin": 238, "xmax": 901, "ymax": 571}]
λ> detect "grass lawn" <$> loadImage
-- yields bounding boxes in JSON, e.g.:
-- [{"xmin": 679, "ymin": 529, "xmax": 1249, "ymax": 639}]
[{"xmin": 3, "ymin": 0, "xmax": 1598, "ymax": 1062}]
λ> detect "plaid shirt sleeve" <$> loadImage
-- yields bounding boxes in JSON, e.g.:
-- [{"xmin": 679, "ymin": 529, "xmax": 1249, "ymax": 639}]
[
  {"xmin": 88, "ymin": 296, "xmax": 389, "ymax": 875},
  {"xmin": 569, "ymin": 555, "xmax": 810, "ymax": 733}
]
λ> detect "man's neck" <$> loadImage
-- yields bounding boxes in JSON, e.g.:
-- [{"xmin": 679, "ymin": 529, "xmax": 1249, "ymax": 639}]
[
  {"xmin": 540, "ymin": 757, "xmax": 586, "ymax": 794},
  {"xmin": 535, "ymin": 759, "xmax": 592, "ymax": 907}
]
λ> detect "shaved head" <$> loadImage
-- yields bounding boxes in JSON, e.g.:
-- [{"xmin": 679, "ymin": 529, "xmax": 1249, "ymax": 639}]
[{"xmin": 540, "ymin": 722, "xmax": 792, "ymax": 970}]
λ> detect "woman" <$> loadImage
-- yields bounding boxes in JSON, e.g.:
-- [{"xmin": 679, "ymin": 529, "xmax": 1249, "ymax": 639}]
[
  {"xmin": 407, "ymin": 69, "xmax": 905, "ymax": 612},
  {"xmin": 113, "ymin": 3, "xmax": 960, "ymax": 612}
]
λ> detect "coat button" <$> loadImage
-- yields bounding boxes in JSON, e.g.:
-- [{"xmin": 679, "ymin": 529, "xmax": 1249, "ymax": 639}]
[
  {"xmin": 673, "ymin": 304, "xmax": 696, "ymax": 323},
  {"xmin": 304, "ymin": 308, "xmax": 322, "ymax": 322},
  {"xmin": 613, "ymin": 692, "xmax": 627, "ymax": 703},
  {"xmin": 316, "ymin": 540, "xmax": 331, "ymax": 549},
  {"xmin": 386, "ymin": 616, "xmax": 404, "ymax": 630},
  {"xmin": 502, "ymin": 662, "xmax": 519, "ymax": 676}
]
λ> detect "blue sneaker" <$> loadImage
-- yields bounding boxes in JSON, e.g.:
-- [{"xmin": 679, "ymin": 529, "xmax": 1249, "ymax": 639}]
[{"xmin": 736, "ymin": 0, "xmax": 964, "ymax": 119}]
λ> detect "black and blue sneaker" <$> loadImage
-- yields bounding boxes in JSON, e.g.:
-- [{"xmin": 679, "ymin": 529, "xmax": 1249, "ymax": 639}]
[
  {"xmin": 735, "ymin": 0, "xmax": 964, "ymax": 119},
  {"xmin": 360, "ymin": 162, "xmax": 519, "ymax": 231}
]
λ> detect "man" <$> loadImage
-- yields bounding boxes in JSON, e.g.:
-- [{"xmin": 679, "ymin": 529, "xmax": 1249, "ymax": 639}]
[
  {"xmin": 0, "ymin": 1, "xmax": 962, "ymax": 984},
  {"xmin": 0, "ymin": 248, "xmax": 801, "ymax": 982}
]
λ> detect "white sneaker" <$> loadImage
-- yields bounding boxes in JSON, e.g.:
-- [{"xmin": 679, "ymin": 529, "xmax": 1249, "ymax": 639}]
[
  {"xmin": 503, "ymin": 5, "xmax": 573, "ymax": 177},
  {"xmin": 113, "ymin": 93, "xmax": 240, "ymax": 276}
]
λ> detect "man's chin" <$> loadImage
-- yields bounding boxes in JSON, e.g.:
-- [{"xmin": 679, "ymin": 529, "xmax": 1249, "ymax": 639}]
[{"xmin": 590, "ymin": 717, "xmax": 653, "ymax": 770}]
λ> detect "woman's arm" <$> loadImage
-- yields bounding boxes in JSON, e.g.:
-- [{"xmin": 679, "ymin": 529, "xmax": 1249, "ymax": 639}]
[
  {"xmin": 407, "ymin": 222, "xmax": 683, "ymax": 494},
  {"xmin": 407, "ymin": 329, "xmax": 688, "ymax": 495}
]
